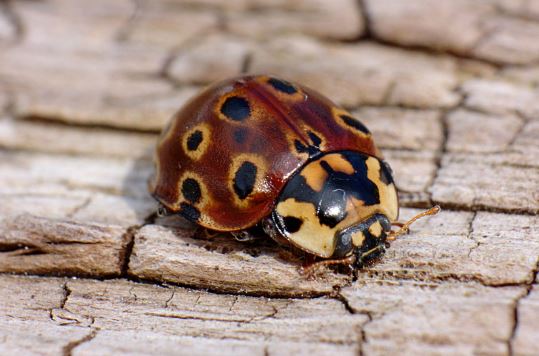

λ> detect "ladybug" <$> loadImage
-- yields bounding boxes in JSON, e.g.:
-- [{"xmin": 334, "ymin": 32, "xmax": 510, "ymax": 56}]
[{"xmin": 150, "ymin": 75, "xmax": 439, "ymax": 273}]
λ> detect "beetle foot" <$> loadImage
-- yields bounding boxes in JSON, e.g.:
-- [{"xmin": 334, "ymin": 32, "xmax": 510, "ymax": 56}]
[
  {"xmin": 300, "ymin": 255, "xmax": 357, "ymax": 278},
  {"xmin": 193, "ymin": 227, "xmax": 221, "ymax": 240},
  {"xmin": 231, "ymin": 231, "xmax": 261, "ymax": 242}
]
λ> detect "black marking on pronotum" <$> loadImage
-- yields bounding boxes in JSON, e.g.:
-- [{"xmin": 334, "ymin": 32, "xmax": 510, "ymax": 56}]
[
  {"xmin": 283, "ymin": 216, "xmax": 303, "ymax": 233},
  {"xmin": 379, "ymin": 160, "xmax": 394, "ymax": 185},
  {"xmin": 274, "ymin": 151, "xmax": 381, "ymax": 230},
  {"xmin": 186, "ymin": 130, "xmax": 203, "ymax": 151},
  {"xmin": 233, "ymin": 128, "xmax": 248, "ymax": 144},
  {"xmin": 268, "ymin": 78, "xmax": 298, "ymax": 94},
  {"xmin": 221, "ymin": 96, "xmax": 251, "ymax": 121},
  {"xmin": 182, "ymin": 178, "xmax": 201, "ymax": 204},
  {"xmin": 339, "ymin": 114, "xmax": 371, "ymax": 135},
  {"xmin": 233, "ymin": 161, "xmax": 257, "ymax": 199},
  {"xmin": 318, "ymin": 187, "xmax": 348, "ymax": 228},
  {"xmin": 179, "ymin": 202, "xmax": 200, "ymax": 222}
]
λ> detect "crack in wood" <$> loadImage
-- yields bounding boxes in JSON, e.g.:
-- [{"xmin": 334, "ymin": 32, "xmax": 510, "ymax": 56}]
[
  {"xmin": 427, "ymin": 106, "xmax": 454, "ymax": 205},
  {"xmin": 240, "ymin": 52, "xmax": 253, "ymax": 74},
  {"xmin": 466, "ymin": 212, "xmax": 479, "ymax": 258},
  {"xmin": 121, "ymin": 211, "xmax": 157, "ymax": 276},
  {"xmin": 114, "ymin": 0, "xmax": 142, "ymax": 43},
  {"xmin": 0, "ymin": 0, "xmax": 25, "ymax": 45},
  {"xmin": 164, "ymin": 289, "xmax": 175, "ymax": 308},
  {"xmin": 356, "ymin": 0, "xmax": 372, "ymax": 40},
  {"xmin": 17, "ymin": 114, "xmax": 162, "ymax": 134},
  {"xmin": 62, "ymin": 329, "xmax": 98, "ymax": 356},
  {"xmin": 158, "ymin": 29, "xmax": 224, "ymax": 87},
  {"xmin": 332, "ymin": 290, "xmax": 374, "ymax": 356},
  {"xmin": 362, "ymin": 269, "xmax": 536, "ymax": 289},
  {"xmin": 67, "ymin": 197, "xmax": 93, "ymax": 219},
  {"xmin": 507, "ymin": 259, "xmax": 539, "ymax": 355},
  {"xmin": 429, "ymin": 201, "xmax": 539, "ymax": 216}
]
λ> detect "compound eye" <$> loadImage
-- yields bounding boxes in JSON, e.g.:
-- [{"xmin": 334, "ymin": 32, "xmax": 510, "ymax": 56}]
[
  {"xmin": 378, "ymin": 215, "xmax": 392, "ymax": 232},
  {"xmin": 333, "ymin": 229, "xmax": 354, "ymax": 258}
]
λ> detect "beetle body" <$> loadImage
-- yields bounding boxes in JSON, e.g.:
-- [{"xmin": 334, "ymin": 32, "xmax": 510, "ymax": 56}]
[{"xmin": 150, "ymin": 75, "xmax": 399, "ymax": 266}]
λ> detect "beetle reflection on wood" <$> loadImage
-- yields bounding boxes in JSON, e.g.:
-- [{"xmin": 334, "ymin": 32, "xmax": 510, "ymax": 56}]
[{"xmin": 149, "ymin": 75, "xmax": 439, "ymax": 275}]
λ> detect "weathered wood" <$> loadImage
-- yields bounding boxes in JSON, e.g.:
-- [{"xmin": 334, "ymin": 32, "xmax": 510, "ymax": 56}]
[
  {"xmin": 513, "ymin": 285, "xmax": 539, "ymax": 356},
  {"xmin": 431, "ymin": 153, "xmax": 539, "ymax": 213},
  {"xmin": 0, "ymin": 151, "xmax": 155, "ymax": 226},
  {"xmin": 0, "ymin": 276, "xmax": 93, "ymax": 355},
  {"xmin": 1, "ymin": 0, "xmax": 538, "ymax": 354},
  {"xmin": 250, "ymin": 39, "xmax": 462, "ymax": 108},
  {"xmin": 431, "ymin": 79, "xmax": 539, "ymax": 213},
  {"xmin": 365, "ymin": 0, "xmax": 539, "ymax": 65},
  {"xmin": 64, "ymin": 278, "xmax": 365, "ymax": 343},
  {"xmin": 226, "ymin": 0, "xmax": 364, "ymax": 40},
  {"xmin": 501, "ymin": 65, "xmax": 539, "ymax": 87},
  {"xmin": 0, "ymin": 274, "xmax": 532, "ymax": 355},
  {"xmin": 340, "ymin": 280, "xmax": 526, "ymax": 355},
  {"xmin": 0, "ymin": 275, "xmax": 362, "ymax": 355},
  {"xmin": 461, "ymin": 79, "xmax": 539, "ymax": 119},
  {"xmin": 446, "ymin": 109, "xmax": 523, "ymax": 153},
  {"xmin": 0, "ymin": 117, "xmax": 158, "ymax": 158},
  {"xmin": 128, "ymin": 222, "xmax": 350, "ymax": 297},
  {"xmin": 355, "ymin": 108, "xmax": 443, "ymax": 151},
  {"xmin": 0, "ymin": 215, "xmax": 128, "ymax": 276},
  {"xmin": 167, "ymin": 33, "xmax": 253, "ymax": 84},
  {"xmin": 383, "ymin": 149, "xmax": 438, "ymax": 206},
  {"xmin": 361, "ymin": 210, "xmax": 539, "ymax": 286}
]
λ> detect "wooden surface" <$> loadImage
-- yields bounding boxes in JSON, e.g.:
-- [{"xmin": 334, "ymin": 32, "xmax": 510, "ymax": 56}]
[{"xmin": 0, "ymin": 0, "xmax": 538, "ymax": 355}]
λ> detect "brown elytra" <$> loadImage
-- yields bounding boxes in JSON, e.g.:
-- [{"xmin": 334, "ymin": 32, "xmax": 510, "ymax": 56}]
[{"xmin": 150, "ymin": 75, "xmax": 381, "ymax": 231}]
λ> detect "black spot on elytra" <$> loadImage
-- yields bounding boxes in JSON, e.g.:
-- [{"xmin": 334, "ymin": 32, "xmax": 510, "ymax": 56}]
[
  {"xmin": 379, "ymin": 161, "xmax": 394, "ymax": 185},
  {"xmin": 233, "ymin": 128, "xmax": 248, "ymax": 144},
  {"xmin": 307, "ymin": 131, "xmax": 322, "ymax": 146},
  {"xmin": 182, "ymin": 178, "xmax": 201, "ymax": 204},
  {"xmin": 268, "ymin": 78, "xmax": 297, "ymax": 94},
  {"xmin": 294, "ymin": 131, "xmax": 322, "ymax": 158},
  {"xmin": 294, "ymin": 140, "xmax": 308, "ymax": 153},
  {"xmin": 179, "ymin": 202, "xmax": 200, "ymax": 222},
  {"xmin": 186, "ymin": 130, "xmax": 203, "ymax": 151},
  {"xmin": 221, "ymin": 96, "xmax": 250, "ymax": 121},
  {"xmin": 340, "ymin": 115, "xmax": 371, "ymax": 135},
  {"xmin": 283, "ymin": 216, "xmax": 303, "ymax": 233},
  {"xmin": 233, "ymin": 161, "xmax": 257, "ymax": 199},
  {"xmin": 275, "ymin": 151, "xmax": 380, "ymax": 229}
]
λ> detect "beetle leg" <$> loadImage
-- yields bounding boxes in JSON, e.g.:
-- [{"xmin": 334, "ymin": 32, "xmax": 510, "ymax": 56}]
[
  {"xmin": 157, "ymin": 203, "xmax": 169, "ymax": 217},
  {"xmin": 387, "ymin": 205, "xmax": 441, "ymax": 242},
  {"xmin": 231, "ymin": 230, "xmax": 261, "ymax": 242},
  {"xmin": 301, "ymin": 255, "xmax": 357, "ymax": 278},
  {"xmin": 356, "ymin": 245, "xmax": 385, "ymax": 265},
  {"xmin": 192, "ymin": 227, "xmax": 221, "ymax": 240}
]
